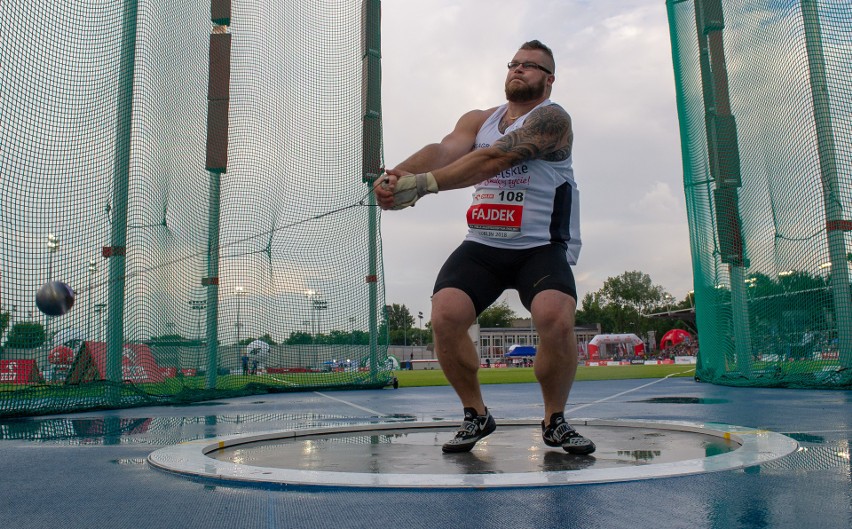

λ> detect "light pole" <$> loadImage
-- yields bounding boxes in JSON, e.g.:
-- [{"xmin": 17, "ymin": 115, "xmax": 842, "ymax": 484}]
[
  {"xmin": 418, "ymin": 311, "xmax": 423, "ymax": 345},
  {"xmin": 94, "ymin": 303, "xmax": 106, "ymax": 341},
  {"xmin": 88, "ymin": 259, "xmax": 97, "ymax": 339},
  {"xmin": 313, "ymin": 297, "xmax": 328, "ymax": 335},
  {"xmin": 189, "ymin": 299, "xmax": 206, "ymax": 341},
  {"xmin": 304, "ymin": 290, "xmax": 316, "ymax": 338},
  {"xmin": 46, "ymin": 234, "xmax": 59, "ymax": 281},
  {"xmin": 235, "ymin": 286, "xmax": 245, "ymax": 345},
  {"xmin": 45, "ymin": 234, "xmax": 60, "ymax": 339}
]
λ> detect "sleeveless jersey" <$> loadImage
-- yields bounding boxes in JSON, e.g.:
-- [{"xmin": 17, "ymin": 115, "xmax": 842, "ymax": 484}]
[{"xmin": 464, "ymin": 100, "xmax": 582, "ymax": 264}]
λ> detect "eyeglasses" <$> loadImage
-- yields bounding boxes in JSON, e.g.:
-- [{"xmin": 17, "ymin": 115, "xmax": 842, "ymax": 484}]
[{"xmin": 507, "ymin": 61, "xmax": 553, "ymax": 75}]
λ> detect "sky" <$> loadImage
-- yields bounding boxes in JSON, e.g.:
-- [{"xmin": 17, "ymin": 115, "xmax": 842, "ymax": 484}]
[{"xmin": 378, "ymin": 0, "xmax": 692, "ymax": 322}]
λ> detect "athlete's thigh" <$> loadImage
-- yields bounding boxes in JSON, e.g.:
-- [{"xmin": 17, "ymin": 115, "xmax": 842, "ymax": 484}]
[
  {"xmin": 514, "ymin": 243, "xmax": 577, "ymax": 310},
  {"xmin": 433, "ymin": 242, "xmax": 509, "ymax": 316}
]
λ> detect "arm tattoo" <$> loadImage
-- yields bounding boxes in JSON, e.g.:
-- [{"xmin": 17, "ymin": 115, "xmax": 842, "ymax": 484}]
[{"xmin": 493, "ymin": 105, "xmax": 573, "ymax": 163}]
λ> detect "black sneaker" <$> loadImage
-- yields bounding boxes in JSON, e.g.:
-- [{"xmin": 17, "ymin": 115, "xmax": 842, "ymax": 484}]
[
  {"xmin": 442, "ymin": 407, "xmax": 497, "ymax": 453},
  {"xmin": 542, "ymin": 413, "xmax": 596, "ymax": 455}
]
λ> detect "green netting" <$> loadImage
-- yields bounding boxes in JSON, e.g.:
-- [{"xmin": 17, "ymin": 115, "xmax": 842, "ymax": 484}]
[
  {"xmin": 667, "ymin": 0, "xmax": 852, "ymax": 387},
  {"xmin": 0, "ymin": 0, "xmax": 393, "ymax": 418}
]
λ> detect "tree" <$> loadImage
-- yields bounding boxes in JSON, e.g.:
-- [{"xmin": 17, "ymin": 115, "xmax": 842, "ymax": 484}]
[
  {"xmin": 285, "ymin": 331, "xmax": 312, "ymax": 345},
  {"xmin": 600, "ymin": 270, "xmax": 669, "ymax": 315},
  {"xmin": 0, "ymin": 311, "xmax": 10, "ymax": 345},
  {"xmin": 256, "ymin": 333, "xmax": 277, "ymax": 346},
  {"xmin": 384, "ymin": 304, "xmax": 414, "ymax": 331},
  {"xmin": 575, "ymin": 292, "xmax": 605, "ymax": 327},
  {"xmin": 577, "ymin": 271, "xmax": 681, "ymax": 340},
  {"xmin": 477, "ymin": 300, "xmax": 516, "ymax": 328},
  {"xmin": 5, "ymin": 321, "xmax": 47, "ymax": 349}
]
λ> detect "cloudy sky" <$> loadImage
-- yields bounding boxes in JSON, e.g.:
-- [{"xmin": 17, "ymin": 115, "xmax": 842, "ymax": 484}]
[{"xmin": 378, "ymin": 0, "xmax": 692, "ymax": 321}]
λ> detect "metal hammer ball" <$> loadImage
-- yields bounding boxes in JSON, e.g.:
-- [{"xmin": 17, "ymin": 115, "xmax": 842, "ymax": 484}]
[{"xmin": 35, "ymin": 281, "xmax": 76, "ymax": 316}]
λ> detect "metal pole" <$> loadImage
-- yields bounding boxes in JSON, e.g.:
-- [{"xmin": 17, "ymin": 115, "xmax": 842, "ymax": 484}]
[
  {"xmin": 363, "ymin": 0, "xmax": 382, "ymax": 383},
  {"xmin": 694, "ymin": 0, "xmax": 752, "ymax": 374},
  {"xmin": 88, "ymin": 260, "xmax": 96, "ymax": 340},
  {"xmin": 204, "ymin": 2, "xmax": 232, "ymax": 389},
  {"xmin": 235, "ymin": 287, "xmax": 243, "ymax": 345},
  {"xmin": 106, "ymin": 0, "xmax": 139, "ymax": 404},
  {"xmin": 802, "ymin": 0, "xmax": 852, "ymax": 369},
  {"xmin": 205, "ymin": 170, "xmax": 221, "ymax": 389}
]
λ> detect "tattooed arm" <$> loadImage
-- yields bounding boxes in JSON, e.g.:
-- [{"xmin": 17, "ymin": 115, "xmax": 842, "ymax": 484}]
[{"xmin": 428, "ymin": 104, "xmax": 573, "ymax": 191}]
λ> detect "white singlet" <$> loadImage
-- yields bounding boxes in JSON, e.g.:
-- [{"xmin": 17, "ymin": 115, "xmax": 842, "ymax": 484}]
[{"xmin": 464, "ymin": 100, "xmax": 582, "ymax": 264}]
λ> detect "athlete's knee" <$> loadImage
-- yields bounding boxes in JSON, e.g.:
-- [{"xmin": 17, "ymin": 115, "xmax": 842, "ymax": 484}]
[
  {"xmin": 432, "ymin": 289, "xmax": 476, "ymax": 337},
  {"xmin": 531, "ymin": 291, "xmax": 575, "ymax": 334}
]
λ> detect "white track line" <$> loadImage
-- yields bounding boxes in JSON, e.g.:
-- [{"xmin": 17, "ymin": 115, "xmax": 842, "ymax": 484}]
[
  {"xmin": 570, "ymin": 369, "xmax": 695, "ymax": 414},
  {"xmin": 313, "ymin": 369, "xmax": 694, "ymax": 419},
  {"xmin": 313, "ymin": 391, "xmax": 385, "ymax": 417},
  {"xmin": 265, "ymin": 374, "xmax": 296, "ymax": 386}
]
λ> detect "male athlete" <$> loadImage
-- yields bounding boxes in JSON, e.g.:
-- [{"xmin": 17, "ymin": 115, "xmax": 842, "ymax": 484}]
[{"xmin": 374, "ymin": 40, "xmax": 594, "ymax": 455}]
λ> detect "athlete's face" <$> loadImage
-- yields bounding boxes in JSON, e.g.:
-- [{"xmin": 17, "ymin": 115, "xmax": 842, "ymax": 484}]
[{"xmin": 504, "ymin": 50, "xmax": 554, "ymax": 103}]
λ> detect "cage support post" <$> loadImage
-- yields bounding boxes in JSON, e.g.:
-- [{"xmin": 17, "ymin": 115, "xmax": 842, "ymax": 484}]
[
  {"xmin": 105, "ymin": 0, "xmax": 140, "ymax": 404},
  {"xmin": 802, "ymin": 0, "xmax": 852, "ymax": 369}
]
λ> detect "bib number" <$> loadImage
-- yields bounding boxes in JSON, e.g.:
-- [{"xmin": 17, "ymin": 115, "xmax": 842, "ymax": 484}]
[{"xmin": 467, "ymin": 190, "xmax": 525, "ymax": 239}]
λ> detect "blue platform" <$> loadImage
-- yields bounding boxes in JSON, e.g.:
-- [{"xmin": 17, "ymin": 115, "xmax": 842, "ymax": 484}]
[{"xmin": 0, "ymin": 376, "xmax": 849, "ymax": 529}]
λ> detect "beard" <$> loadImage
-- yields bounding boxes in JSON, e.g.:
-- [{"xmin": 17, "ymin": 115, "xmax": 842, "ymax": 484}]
[{"xmin": 505, "ymin": 76, "xmax": 547, "ymax": 102}]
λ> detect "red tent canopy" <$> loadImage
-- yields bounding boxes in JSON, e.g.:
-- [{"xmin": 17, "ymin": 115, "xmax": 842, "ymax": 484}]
[
  {"xmin": 660, "ymin": 329, "xmax": 692, "ymax": 349},
  {"xmin": 48, "ymin": 345, "xmax": 76, "ymax": 365}
]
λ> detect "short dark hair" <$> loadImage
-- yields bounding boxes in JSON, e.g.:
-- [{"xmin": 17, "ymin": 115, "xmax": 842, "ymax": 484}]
[{"xmin": 520, "ymin": 40, "xmax": 555, "ymax": 71}]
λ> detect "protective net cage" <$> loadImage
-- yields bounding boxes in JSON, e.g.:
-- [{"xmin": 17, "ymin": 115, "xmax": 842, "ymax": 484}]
[
  {"xmin": 667, "ymin": 0, "xmax": 852, "ymax": 388},
  {"xmin": 0, "ymin": 0, "xmax": 393, "ymax": 418}
]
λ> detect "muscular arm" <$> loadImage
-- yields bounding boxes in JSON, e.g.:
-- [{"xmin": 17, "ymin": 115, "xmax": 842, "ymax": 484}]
[
  {"xmin": 375, "ymin": 104, "xmax": 573, "ymax": 210},
  {"xmin": 431, "ymin": 104, "xmax": 573, "ymax": 190},
  {"xmin": 390, "ymin": 109, "xmax": 493, "ymax": 174}
]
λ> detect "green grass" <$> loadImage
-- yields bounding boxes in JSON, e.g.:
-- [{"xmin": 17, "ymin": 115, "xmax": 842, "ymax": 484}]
[
  {"xmin": 393, "ymin": 364, "xmax": 696, "ymax": 387},
  {"xmin": 0, "ymin": 365, "xmax": 695, "ymax": 400}
]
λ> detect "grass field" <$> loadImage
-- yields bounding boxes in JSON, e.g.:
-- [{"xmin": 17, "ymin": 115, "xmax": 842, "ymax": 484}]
[
  {"xmin": 0, "ymin": 365, "xmax": 696, "ymax": 417},
  {"xmin": 394, "ymin": 364, "xmax": 696, "ymax": 387}
]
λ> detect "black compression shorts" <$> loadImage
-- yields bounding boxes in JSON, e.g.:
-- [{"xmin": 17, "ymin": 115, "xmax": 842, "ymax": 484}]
[{"xmin": 433, "ymin": 241, "xmax": 577, "ymax": 316}]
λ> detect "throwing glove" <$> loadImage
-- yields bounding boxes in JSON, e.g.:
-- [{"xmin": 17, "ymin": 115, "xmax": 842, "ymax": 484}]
[{"xmin": 389, "ymin": 172, "xmax": 439, "ymax": 210}]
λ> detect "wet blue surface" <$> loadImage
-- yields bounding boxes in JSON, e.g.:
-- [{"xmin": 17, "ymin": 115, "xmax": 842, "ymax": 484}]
[{"xmin": 0, "ymin": 377, "xmax": 849, "ymax": 529}]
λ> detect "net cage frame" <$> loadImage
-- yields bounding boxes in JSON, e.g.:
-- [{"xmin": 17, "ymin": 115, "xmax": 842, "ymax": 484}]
[
  {"xmin": 666, "ymin": 0, "xmax": 852, "ymax": 387},
  {"xmin": 0, "ymin": 0, "xmax": 394, "ymax": 417}
]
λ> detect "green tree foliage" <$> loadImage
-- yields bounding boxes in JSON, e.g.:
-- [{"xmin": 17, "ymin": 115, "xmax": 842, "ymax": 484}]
[
  {"xmin": 477, "ymin": 300, "xmax": 516, "ymax": 328},
  {"xmin": 284, "ymin": 330, "xmax": 371, "ymax": 345},
  {"xmin": 232, "ymin": 334, "xmax": 278, "ymax": 347},
  {"xmin": 147, "ymin": 334, "xmax": 204, "ymax": 346},
  {"xmin": 285, "ymin": 331, "xmax": 312, "ymax": 345},
  {"xmin": 389, "ymin": 327, "xmax": 431, "ymax": 346},
  {"xmin": 385, "ymin": 304, "xmax": 415, "ymax": 331},
  {"xmin": 381, "ymin": 305, "xmax": 432, "ymax": 345},
  {"xmin": 739, "ymin": 270, "xmax": 830, "ymax": 347},
  {"xmin": 255, "ymin": 334, "xmax": 277, "ymax": 346},
  {"xmin": 600, "ymin": 270, "xmax": 668, "ymax": 314},
  {"xmin": 576, "ymin": 271, "xmax": 684, "ymax": 339},
  {"xmin": 5, "ymin": 321, "xmax": 47, "ymax": 348},
  {"xmin": 0, "ymin": 311, "xmax": 10, "ymax": 344}
]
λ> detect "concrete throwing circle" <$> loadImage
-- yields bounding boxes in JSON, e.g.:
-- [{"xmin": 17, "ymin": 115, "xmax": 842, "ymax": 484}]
[{"xmin": 147, "ymin": 419, "xmax": 798, "ymax": 489}]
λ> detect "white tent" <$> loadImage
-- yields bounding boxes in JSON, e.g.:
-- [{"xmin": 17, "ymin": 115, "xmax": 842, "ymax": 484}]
[
  {"xmin": 246, "ymin": 339, "xmax": 270, "ymax": 358},
  {"xmin": 588, "ymin": 333, "xmax": 645, "ymax": 359}
]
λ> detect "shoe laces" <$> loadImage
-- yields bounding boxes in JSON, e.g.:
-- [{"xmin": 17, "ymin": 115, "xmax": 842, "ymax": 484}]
[{"xmin": 455, "ymin": 417, "xmax": 481, "ymax": 437}]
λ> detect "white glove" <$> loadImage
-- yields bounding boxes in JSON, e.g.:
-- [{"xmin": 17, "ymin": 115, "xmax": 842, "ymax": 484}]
[{"xmin": 388, "ymin": 172, "xmax": 439, "ymax": 210}]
